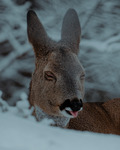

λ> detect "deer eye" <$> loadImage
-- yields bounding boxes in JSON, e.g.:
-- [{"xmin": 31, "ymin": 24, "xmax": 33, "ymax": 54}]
[
  {"xmin": 80, "ymin": 73, "xmax": 85, "ymax": 80},
  {"xmin": 44, "ymin": 71, "xmax": 56, "ymax": 81}
]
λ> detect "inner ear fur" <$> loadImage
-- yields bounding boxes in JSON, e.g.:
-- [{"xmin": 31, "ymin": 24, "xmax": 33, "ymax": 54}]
[
  {"xmin": 27, "ymin": 10, "xmax": 50, "ymax": 57},
  {"xmin": 61, "ymin": 8, "xmax": 81, "ymax": 54}
]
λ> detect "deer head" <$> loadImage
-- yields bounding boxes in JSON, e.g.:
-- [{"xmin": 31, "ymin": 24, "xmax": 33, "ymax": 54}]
[{"xmin": 27, "ymin": 9, "xmax": 85, "ymax": 119}]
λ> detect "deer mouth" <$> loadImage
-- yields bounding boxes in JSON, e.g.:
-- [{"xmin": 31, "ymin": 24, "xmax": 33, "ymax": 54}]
[
  {"xmin": 59, "ymin": 99, "xmax": 83, "ymax": 118},
  {"xmin": 65, "ymin": 110, "xmax": 79, "ymax": 118},
  {"xmin": 60, "ymin": 106, "xmax": 82, "ymax": 118}
]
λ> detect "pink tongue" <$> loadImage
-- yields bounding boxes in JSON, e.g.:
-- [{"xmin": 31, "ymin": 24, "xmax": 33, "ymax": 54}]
[{"xmin": 70, "ymin": 111, "xmax": 78, "ymax": 117}]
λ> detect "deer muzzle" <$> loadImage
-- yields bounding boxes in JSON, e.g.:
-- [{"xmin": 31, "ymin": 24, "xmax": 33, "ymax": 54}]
[{"xmin": 59, "ymin": 98, "xmax": 83, "ymax": 118}]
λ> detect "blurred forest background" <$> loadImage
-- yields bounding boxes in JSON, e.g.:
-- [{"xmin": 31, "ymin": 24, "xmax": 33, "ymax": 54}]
[{"xmin": 0, "ymin": 0, "xmax": 120, "ymax": 105}]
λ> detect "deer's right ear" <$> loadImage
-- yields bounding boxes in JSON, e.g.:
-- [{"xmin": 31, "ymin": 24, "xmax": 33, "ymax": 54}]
[
  {"xmin": 61, "ymin": 9, "xmax": 81, "ymax": 54},
  {"xmin": 27, "ymin": 10, "xmax": 49, "ymax": 57}
]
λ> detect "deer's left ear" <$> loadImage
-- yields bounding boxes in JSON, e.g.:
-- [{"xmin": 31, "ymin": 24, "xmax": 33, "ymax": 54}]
[
  {"xmin": 27, "ymin": 10, "xmax": 50, "ymax": 57},
  {"xmin": 61, "ymin": 8, "xmax": 81, "ymax": 54}
]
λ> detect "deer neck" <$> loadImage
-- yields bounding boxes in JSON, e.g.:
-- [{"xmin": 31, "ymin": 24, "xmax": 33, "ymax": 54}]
[{"xmin": 35, "ymin": 105, "xmax": 70, "ymax": 128}]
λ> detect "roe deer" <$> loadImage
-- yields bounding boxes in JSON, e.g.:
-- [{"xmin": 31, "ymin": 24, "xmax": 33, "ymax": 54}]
[{"xmin": 27, "ymin": 9, "xmax": 120, "ymax": 135}]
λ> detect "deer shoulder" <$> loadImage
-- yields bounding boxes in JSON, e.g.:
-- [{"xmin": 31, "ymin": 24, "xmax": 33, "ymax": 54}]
[{"xmin": 68, "ymin": 98, "xmax": 120, "ymax": 135}]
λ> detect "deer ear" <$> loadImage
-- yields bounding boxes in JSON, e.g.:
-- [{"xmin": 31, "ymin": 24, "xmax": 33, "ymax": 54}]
[
  {"xmin": 27, "ymin": 10, "xmax": 49, "ymax": 57},
  {"xmin": 61, "ymin": 8, "xmax": 81, "ymax": 54}
]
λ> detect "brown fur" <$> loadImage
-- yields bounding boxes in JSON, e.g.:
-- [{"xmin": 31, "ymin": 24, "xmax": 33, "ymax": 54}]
[
  {"xmin": 69, "ymin": 98, "xmax": 120, "ymax": 135},
  {"xmin": 27, "ymin": 9, "xmax": 84, "ymax": 117},
  {"xmin": 27, "ymin": 9, "xmax": 120, "ymax": 135}
]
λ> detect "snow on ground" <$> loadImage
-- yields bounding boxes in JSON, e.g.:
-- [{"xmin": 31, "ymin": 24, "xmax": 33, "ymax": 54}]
[
  {"xmin": 0, "ymin": 112, "xmax": 120, "ymax": 150},
  {"xmin": 0, "ymin": 93, "xmax": 120, "ymax": 150}
]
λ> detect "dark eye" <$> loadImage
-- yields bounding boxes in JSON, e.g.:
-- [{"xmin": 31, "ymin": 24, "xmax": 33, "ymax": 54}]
[
  {"xmin": 80, "ymin": 73, "xmax": 85, "ymax": 80},
  {"xmin": 44, "ymin": 71, "xmax": 56, "ymax": 81}
]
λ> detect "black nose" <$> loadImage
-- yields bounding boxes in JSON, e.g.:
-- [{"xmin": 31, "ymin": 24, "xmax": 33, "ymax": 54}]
[
  {"xmin": 70, "ymin": 98, "xmax": 83, "ymax": 111},
  {"xmin": 59, "ymin": 98, "xmax": 83, "ymax": 111}
]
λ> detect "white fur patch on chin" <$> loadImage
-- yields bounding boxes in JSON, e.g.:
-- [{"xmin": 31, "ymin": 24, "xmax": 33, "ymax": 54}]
[
  {"xmin": 60, "ymin": 110, "xmax": 74, "ymax": 118},
  {"xmin": 80, "ymin": 107, "xmax": 83, "ymax": 111},
  {"xmin": 65, "ymin": 107, "xmax": 72, "ymax": 111},
  {"xmin": 35, "ymin": 105, "xmax": 70, "ymax": 128}
]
